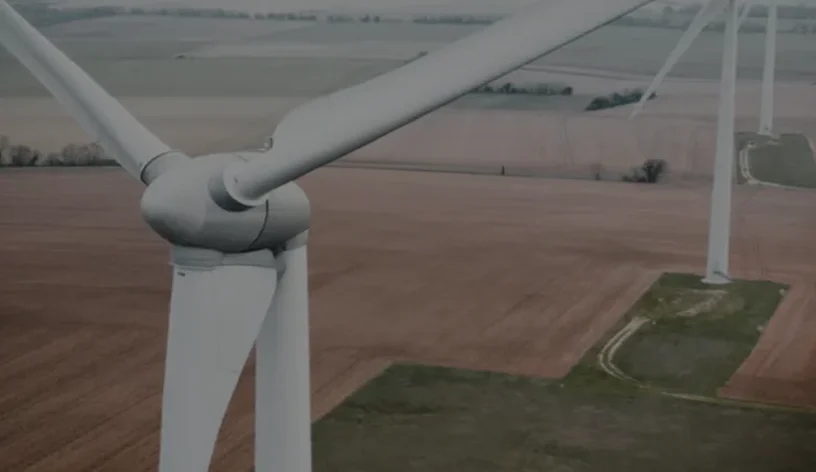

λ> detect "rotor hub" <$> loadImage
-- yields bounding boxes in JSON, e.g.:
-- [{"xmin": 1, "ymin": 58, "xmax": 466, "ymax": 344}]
[{"xmin": 140, "ymin": 153, "xmax": 311, "ymax": 254}]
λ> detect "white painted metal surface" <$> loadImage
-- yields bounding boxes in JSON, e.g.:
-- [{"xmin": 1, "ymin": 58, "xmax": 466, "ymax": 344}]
[
  {"xmin": 704, "ymin": 0, "xmax": 739, "ymax": 285},
  {"xmin": 256, "ymin": 241, "xmax": 312, "ymax": 472},
  {"xmin": 759, "ymin": 4, "xmax": 778, "ymax": 136},
  {"xmin": 160, "ymin": 248, "xmax": 278, "ymax": 471}
]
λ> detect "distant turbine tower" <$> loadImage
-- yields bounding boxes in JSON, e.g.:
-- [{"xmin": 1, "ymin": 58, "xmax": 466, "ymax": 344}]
[
  {"xmin": 736, "ymin": 1, "xmax": 779, "ymax": 136},
  {"xmin": 759, "ymin": 3, "xmax": 778, "ymax": 136}
]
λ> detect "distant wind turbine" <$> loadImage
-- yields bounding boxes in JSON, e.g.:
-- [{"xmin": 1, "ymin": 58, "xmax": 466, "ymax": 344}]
[
  {"xmin": 628, "ymin": 0, "xmax": 779, "ymax": 284},
  {"xmin": 758, "ymin": 3, "xmax": 778, "ymax": 136},
  {"xmin": 735, "ymin": 1, "xmax": 779, "ymax": 136}
]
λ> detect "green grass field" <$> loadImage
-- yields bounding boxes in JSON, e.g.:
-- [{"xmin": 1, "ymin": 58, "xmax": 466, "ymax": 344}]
[
  {"xmin": 314, "ymin": 364, "xmax": 816, "ymax": 472},
  {"xmin": 736, "ymin": 132, "xmax": 816, "ymax": 188}
]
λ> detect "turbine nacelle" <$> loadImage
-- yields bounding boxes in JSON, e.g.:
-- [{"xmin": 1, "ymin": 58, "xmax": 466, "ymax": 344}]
[{"xmin": 141, "ymin": 152, "xmax": 310, "ymax": 253}]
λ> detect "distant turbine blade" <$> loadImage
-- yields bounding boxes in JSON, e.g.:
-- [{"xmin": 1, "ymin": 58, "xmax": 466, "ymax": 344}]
[
  {"xmin": 629, "ymin": 0, "xmax": 730, "ymax": 120},
  {"xmin": 159, "ymin": 247, "xmax": 278, "ymax": 472},
  {"xmin": 221, "ymin": 0, "xmax": 656, "ymax": 206},
  {"xmin": 0, "ymin": 1, "xmax": 177, "ymax": 181},
  {"xmin": 738, "ymin": 1, "xmax": 753, "ymax": 27}
]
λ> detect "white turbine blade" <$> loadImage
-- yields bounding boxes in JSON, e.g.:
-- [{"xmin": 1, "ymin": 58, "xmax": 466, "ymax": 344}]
[
  {"xmin": 0, "ymin": 1, "xmax": 174, "ymax": 181},
  {"xmin": 629, "ymin": 0, "xmax": 730, "ymax": 120},
  {"xmin": 159, "ymin": 248, "xmax": 277, "ymax": 472},
  {"xmin": 222, "ymin": 0, "xmax": 655, "ymax": 206},
  {"xmin": 256, "ymin": 241, "xmax": 311, "ymax": 472}
]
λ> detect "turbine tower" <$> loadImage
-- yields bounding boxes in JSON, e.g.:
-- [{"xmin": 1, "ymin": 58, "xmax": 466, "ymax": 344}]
[
  {"xmin": 759, "ymin": 3, "xmax": 778, "ymax": 136},
  {"xmin": 737, "ymin": 1, "xmax": 779, "ymax": 135},
  {"xmin": 629, "ymin": 0, "xmax": 751, "ymax": 284},
  {"xmin": 736, "ymin": 1, "xmax": 779, "ymax": 136},
  {"xmin": 0, "ymin": 0, "xmax": 656, "ymax": 470}
]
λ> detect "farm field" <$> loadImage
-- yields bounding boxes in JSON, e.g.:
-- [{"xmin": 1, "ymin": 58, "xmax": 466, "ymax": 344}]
[
  {"xmin": 185, "ymin": 20, "xmax": 816, "ymax": 79},
  {"xmin": 2, "ymin": 86, "xmax": 816, "ymax": 181},
  {"xmin": 1, "ymin": 168, "xmax": 816, "ymax": 469},
  {"xmin": 2, "ymin": 17, "xmax": 816, "ymax": 97},
  {"xmin": 45, "ymin": 18, "xmax": 816, "ymax": 78},
  {"xmin": 46, "ymin": 0, "xmax": 540, "ymax": 15}
]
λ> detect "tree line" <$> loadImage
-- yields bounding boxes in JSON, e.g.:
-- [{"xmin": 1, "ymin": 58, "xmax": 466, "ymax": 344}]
[
  {"xmin": 666, "ymin": 4, "xmax": 816, "ymax": 20},
  {"xmin": 0, "ymin": 136, "xmax": 114, "ymax": 167},
  {"xmin": 585, "ymin": 89, "xmax": 656, "ymax": 112},
  {"xmin": 9, "ymin": 2, "xmax": 314, "ymax": 27}
]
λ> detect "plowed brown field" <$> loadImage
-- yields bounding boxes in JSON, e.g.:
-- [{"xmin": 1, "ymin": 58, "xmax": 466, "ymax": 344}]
[{"xmin": 1, "ymin": 167, "xmax": 816, "ymax": 470}]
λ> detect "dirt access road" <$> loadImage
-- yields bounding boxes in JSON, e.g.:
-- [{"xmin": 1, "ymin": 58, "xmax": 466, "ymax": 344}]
[{"xmin": 1, "ymin": 168, "xmax": 815, "ymax": 470}]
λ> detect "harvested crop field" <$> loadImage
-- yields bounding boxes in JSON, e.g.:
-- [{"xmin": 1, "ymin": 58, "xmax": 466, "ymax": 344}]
[
  {"xmin": 29, "ymin": 18, "xmax": 816, "ymax": 81},
  {"xmin": 2, "ymin": 89, "xmax": 816, "ymax": 182},
  {"xmin": 1, "ymin": 167, "xmax": 816, "ymax": 470}
]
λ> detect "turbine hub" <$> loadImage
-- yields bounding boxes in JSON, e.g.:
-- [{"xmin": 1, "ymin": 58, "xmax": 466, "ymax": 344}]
[{"xmin": 140, "ymin": 153, "xmax": 310, "ymax": 253}]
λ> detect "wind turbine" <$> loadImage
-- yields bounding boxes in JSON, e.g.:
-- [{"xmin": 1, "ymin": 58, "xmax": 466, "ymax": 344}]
[
  {"xmin": 627, "ymin": 0, "xmax": 779, "ymax": 284},
  {"xmin": 0, "ymin": 0, "xmax": 656, "ymax": 470},
  {"xmin": 736, "ymin": 1, "xmax": 779, "ymax": 136}
]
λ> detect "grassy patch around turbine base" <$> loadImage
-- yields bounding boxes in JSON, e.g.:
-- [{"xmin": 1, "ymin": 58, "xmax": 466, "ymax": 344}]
[
  {"xmin": 604, "ymin": 273, "xmax": 788, "ymax": 396},
  {"xmin": 736, "ymin": 132, "xmax": 816, "ymax": 188}
]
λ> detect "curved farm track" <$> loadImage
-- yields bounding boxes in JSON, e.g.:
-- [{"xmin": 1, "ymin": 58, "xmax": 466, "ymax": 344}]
[{"xmin": 2, "ymin": 168, "xmax": 816, "ymax": 470}]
